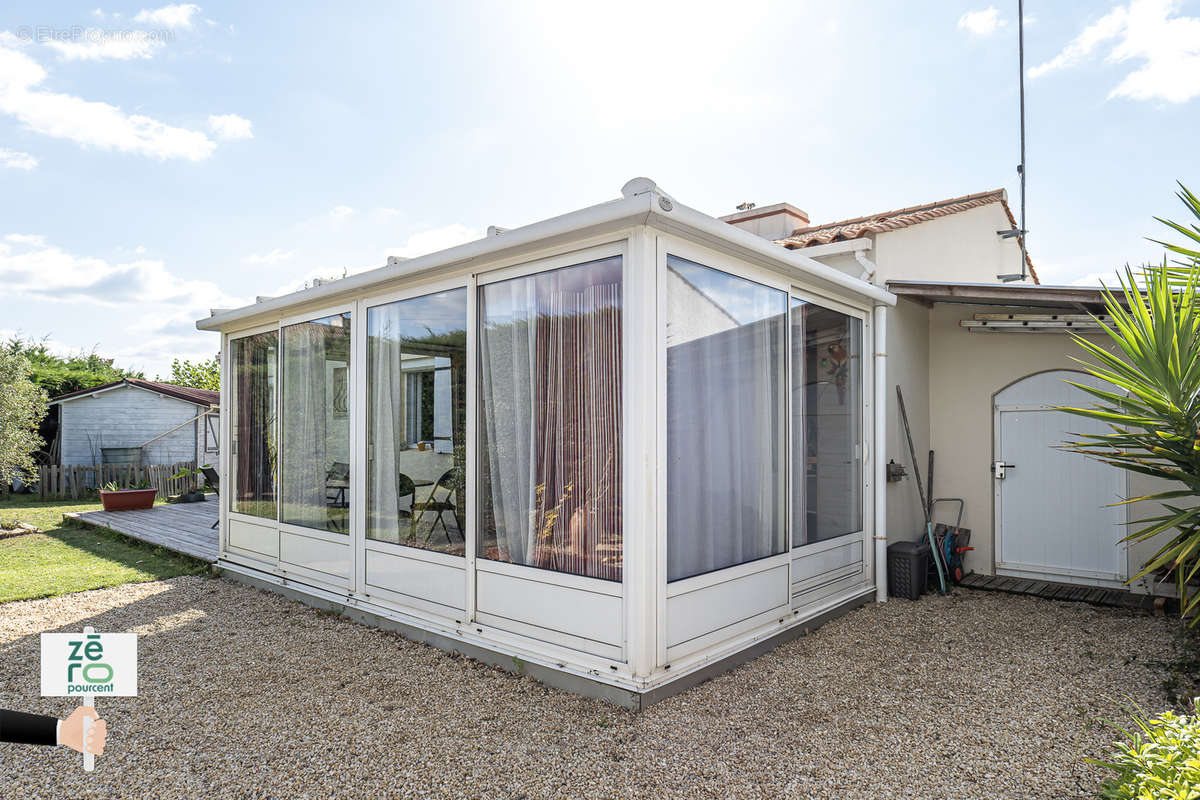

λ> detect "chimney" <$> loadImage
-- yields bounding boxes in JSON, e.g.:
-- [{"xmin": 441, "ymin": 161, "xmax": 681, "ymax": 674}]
[{"xmin": 719, "ymin": 202, "xmax": 809, "ymax": 241}]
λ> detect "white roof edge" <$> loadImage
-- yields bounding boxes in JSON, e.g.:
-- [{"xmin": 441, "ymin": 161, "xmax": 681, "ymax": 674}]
[
  {"xmin": 197, "ymin": 180, "xmax": 892, "ymax": 332},
  {"xmin": 790, "ymin": 237, "xmax": 874, "ymax": 258}
]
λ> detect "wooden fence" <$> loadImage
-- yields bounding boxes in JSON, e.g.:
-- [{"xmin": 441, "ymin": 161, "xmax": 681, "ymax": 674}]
[{"xmin": 37, "ymin": 462, "xmax": 200, "ymax": 500}]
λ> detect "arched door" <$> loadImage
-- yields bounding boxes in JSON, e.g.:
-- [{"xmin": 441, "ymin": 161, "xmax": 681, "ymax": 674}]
[{"xmin": 993, "ymin": 370, "xmax": 1127, "ymax": 586}]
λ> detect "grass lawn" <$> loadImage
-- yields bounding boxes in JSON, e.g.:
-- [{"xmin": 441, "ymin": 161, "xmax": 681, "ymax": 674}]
[{"xmin": 0, "ymin": 493, "xmax": 209, "ymax": 604}]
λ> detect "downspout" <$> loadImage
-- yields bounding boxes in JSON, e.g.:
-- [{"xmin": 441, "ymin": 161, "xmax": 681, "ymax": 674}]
[
  {"xmin": 873, "ymin": 303, "xmax": 888, "ymax": 602},
  {"xmin": 855, "ymin": 250, "xmax": 876, "ymax": 282}
]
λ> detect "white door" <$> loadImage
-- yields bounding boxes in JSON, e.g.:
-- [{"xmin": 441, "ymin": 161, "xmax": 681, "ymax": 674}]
[{"xmin": 994, "ymin": 371, "xmax": 1127, "ymax": 586}]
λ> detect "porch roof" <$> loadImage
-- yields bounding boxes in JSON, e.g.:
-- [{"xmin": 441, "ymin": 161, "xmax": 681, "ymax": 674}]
[{"xmin": 886, "ymin": 280, "xmax": 1113, "ymax": 311}]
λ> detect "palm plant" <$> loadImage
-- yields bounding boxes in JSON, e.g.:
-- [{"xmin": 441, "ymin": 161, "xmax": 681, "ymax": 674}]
[{"xmin": 1062, "ymin": 183, "xmax": 1200, "ymax": 622}]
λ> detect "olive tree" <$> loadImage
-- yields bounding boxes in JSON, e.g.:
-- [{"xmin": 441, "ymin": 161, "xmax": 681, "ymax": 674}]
[{"xmin": 0, "ymin": 348, "xmax": 47, "ymax": 487}]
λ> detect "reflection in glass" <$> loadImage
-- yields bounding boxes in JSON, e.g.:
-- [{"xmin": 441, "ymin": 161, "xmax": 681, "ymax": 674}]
[
  {"xmin": 792, "ymin": 300, "xmax": 863, "ymax": 546},
  {"xmin": 280, "ymin": 312, "xmax": 352, "ymax": 533},
  {"xmin": 478, "ymin": 256, "xmax": 623, "ymax": 581},
  {"xmin": 367, "ymin": 288, "xmax": 467, "ymax": 554},
  {"xmin": 666, "ymin": 255, "xmax": 787, "ymax": 582},
  {"xmin": 230, "ymin": 331, "xmax": 277, "ymax": 519}
]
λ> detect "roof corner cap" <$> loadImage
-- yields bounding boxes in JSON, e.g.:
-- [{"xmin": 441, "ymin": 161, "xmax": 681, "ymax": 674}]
[{"xmin": 621, "ymin": 177, "xmax": 660, "ymax": 199}]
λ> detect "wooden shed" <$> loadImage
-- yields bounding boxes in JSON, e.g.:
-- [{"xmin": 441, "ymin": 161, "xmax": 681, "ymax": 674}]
[{"xmin": 49, "ymin": 379, "xmax": 220, "ymax": 468}]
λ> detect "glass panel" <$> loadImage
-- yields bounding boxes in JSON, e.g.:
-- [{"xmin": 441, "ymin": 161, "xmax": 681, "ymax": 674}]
[
  {"xmin": 367, "ymin": 288, "xmax": 467, "ymax": 553},
  {"xmin": 478, "ymin": 256, "xmax": 623, "ymax": 581},
  {"xmin": 230, "ymin": 331, "xmax": 277, "ymax": 519},
  {"xmin": 792, "ymin": 299, "xmax": 863, "ymax": 546},
  {"xmin": 280, "ymin": 312, "xmax": 352, "ymax": 533},
  {"xmin": 666, "ymin": 255, "xmax": 787, "ymax": 582}
]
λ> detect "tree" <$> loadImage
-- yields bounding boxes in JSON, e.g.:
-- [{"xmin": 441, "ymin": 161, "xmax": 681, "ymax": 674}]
[
  {"xmin": 0, "ymin": 348, "xmax": 48, "ymax": 485},
  {"xmin": 4, "ymin": 335, "xmax": 143, "ymax": 398},
  {"xmin": 163, "ymin": 355, "xmax": 220, "ymax": 391},
  {"xmin": 1062, "ymin": 183, "xmax": 1200, "ymax": 622}
]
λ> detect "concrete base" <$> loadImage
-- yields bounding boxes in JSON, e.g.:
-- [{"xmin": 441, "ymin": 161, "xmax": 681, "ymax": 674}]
[{"xmin": 216, "ymin": 564, "xmax": 873, "ymax": 711}]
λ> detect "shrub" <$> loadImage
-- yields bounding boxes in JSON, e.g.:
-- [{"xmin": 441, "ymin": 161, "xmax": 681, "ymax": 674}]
[{"xmin": 1093, "ymin": 705, "xmax": 1200, "ymax": 799}]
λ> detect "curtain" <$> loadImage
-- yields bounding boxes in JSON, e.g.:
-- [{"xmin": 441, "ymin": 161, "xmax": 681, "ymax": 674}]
[
  {"xmin": 666, "ymin": 256, "xmax": 786, "ymax": 581},
  {"xmin": 479, "ymin": 257, "xmax": 623, "ymax": 581},
  {"xmin": 281, "ymin": 319, "xmax": 334, "ymax": 530},
  {"xmin": 368, "ymin": 305, "xmax": 407, "ymax": 542}
]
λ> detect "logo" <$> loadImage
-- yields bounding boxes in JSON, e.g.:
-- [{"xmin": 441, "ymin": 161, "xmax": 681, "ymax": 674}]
[{"xmin": 41, "ymin": 632, "xmax": 137, "ymax": 698}]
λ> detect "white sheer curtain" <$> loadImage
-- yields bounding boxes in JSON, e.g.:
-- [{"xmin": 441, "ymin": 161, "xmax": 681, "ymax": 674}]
[
  {"xmin": 478, "ymin": 257, "xmax": 623, "ymax": 581},
  {"xmin": 479, "ymin": 278, "xmax": 539, "ymax": 566},
  {"xmin": 666, "ymin": 256, "xmax": 786, "ymax": 582},
  {"xmin": 281, "ymin": 320, "xmax": 330, "ymax": 529},
  {"xmin": 367, "ymin": 305, "xmax": 407, "ymax": 543}
]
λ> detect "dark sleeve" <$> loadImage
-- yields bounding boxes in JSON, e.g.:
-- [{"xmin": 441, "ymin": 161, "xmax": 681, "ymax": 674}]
[{"xmin": 0, "ymin": 709, "xmax": 58, "ymax": 746}]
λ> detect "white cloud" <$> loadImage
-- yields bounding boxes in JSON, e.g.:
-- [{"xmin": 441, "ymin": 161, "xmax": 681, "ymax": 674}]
[
  {"xmin": 0, "ymin": 45, "xmax": 216, "ymax": 160},
  {"xmin": 0, "ymin": 147, "xmax": 37, "ymax": 169},
  {"xmin": 385, "ymin": 224, "xmax": 481, "ymax": 260},
  {"xmin": 207, "ymin": 113, "xmax": 253, "ymax": 141},
  {"xmin": 133, "ymin": 4, "xmax": 201, "ymax": 29},
  {"xmin": 958, "ymin": 7, "xmax": 1007, "ymax": 36},
  {"xmin": 44, "ymin": 29, "xmax": 167, "ymax": 61},
  {"xmin": 0, "ymin": 232, "xmax": 243, "ymax": 374},
  {"xmin": 330, "ymin": 205, "xmax": 355, "ymax": 220},
  {"xmin": 244, "ymin": 248, "xmax": 295, "ymax": 265},
  {"xmin": 1029, "ymin": 0, "xmax": 1200, "ymax": 103}
]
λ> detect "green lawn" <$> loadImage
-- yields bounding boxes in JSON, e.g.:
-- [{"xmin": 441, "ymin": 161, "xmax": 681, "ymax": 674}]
[{"xmin": 0, "ymin": 493, "xmax": 209, "ymax": 604}]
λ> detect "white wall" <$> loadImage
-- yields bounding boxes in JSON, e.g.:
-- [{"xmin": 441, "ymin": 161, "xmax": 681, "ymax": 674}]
[
  {"xmin": 926, "ymin": 304, "xmax": 1124, "ymax": 575},
  {"xmin": 885, "ymin": 297, "xmax": 931, "ymax": 545},
  {"xmin": 873, "ymin": 204, "xmax": 1030, "ymax": 285},
  {"xmin": 59, "ymin": 385, "xmax": 204, "ymax": 466}
]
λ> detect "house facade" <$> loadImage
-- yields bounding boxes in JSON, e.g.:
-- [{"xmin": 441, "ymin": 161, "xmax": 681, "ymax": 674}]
[{"xmin": 732, "ymin": 190, "xmax": 1167, "ymax": 595}]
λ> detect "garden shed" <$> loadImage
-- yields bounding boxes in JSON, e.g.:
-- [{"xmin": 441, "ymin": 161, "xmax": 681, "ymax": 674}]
[
  {"xmin": 197, "ymin": 178, "xmax": 893, "ymax": 707},
  {"xmin": 49, "ymin": 379, "xmax": 220, "ymax": 469}
]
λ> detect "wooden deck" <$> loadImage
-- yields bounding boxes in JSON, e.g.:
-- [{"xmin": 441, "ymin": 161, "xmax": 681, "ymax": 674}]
[
  {"xmin": 960, "ymin": 572, "xmax": 1168, "ymax": 613},
  {"xmin": 65, "ymin": 501, "xmax": 218, "ymax": 562}
]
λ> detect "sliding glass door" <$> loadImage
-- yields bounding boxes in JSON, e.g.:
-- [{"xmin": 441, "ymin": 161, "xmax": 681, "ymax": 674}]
[
  {"xmin": 280, "ymin": 312, "xmax": 352, "ymax": 534},
  {"xmin": 790, "ymin": 297, "xmax": 864, "ymax": 548},
  {"xmin": 665, "ymin": 255, "xmax": 788, "ymax": 582},
  {"xmin": 477, "ymin": 256, "xmax": 623, "ymax": 581},
  {"xmin": 229, "ymin": 330, "xmax": 278, "ymax": 519},
  {"xmin": 366, "ymin": 288, "xmax": 468, "ymax": 554}
]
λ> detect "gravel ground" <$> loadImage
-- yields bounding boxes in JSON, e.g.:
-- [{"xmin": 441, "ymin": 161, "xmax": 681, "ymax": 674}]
[{"xmin": 0, "ymin": 575, "xmax": 1181, "ymax": 799}]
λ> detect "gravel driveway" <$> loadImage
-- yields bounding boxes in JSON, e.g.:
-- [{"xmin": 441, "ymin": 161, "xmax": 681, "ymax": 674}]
[{"xmin": 0, "ymin": 575, "xmax": 1179, "ymax": 799}]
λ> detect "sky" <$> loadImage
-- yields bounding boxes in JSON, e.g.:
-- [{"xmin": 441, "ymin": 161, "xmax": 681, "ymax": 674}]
[{"xmin": 0, "ymin": 1, "xmax": 1197, "ymax": 378}]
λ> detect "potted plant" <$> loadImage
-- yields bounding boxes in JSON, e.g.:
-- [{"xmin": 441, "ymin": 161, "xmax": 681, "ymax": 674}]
[
  {"xmin": 99, "ymin": 481, "xmax": 157, "ymax": 511},
  {"xmin": 170, "ymin": 465, "xmax": 208, "ymax": 503}
]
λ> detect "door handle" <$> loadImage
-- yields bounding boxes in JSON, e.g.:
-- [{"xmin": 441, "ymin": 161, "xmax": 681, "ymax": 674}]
[{"xmin": 992, "ymin": 461, "xmax": 1016, "ymax": 479}]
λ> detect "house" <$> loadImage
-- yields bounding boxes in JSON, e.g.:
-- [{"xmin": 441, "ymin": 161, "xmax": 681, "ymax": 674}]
[
  {"xmin": 195, "ymin": 178, "xmax": 1164, "ymax": 710},
  {"xmin": 731, "ymin": 188, "xmax": 1163, "ymax": 596},
  {"xmin": 49, "ymin": 379, "xmax": 220, "ymax": 469}
]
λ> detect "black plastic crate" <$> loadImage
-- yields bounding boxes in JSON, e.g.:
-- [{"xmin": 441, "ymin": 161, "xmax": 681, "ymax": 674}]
[{"xmin": 888, "ymin": 539, "xmax": 930, "ymax": 600}]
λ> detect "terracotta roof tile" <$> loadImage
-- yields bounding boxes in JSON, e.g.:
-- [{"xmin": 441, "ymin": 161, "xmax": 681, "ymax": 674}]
[{"xmin": 775, "ymin": 188, "xmax": 1039, "ymax": 283}]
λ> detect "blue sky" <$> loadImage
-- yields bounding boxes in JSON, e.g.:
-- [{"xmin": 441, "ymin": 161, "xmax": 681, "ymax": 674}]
[{"xmin": 0, "ymin": 1, "xmax": 1197, "ymax": 378}]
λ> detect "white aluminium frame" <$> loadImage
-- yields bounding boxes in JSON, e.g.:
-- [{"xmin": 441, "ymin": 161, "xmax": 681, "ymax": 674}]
[
  {"xmin": 215, "ymin": 210, "xmax": 883, "ymax": 695},
  {"xmin": 353, "ymin": 274, "xmax": 473, "ymax": 621},
  {"xmin": 652, "ymin": 232, "xmax": 876, "ymax": 670},
  {"xmin": 787, "ymin": 288, "xmax": 873, "ymax": 585},
  {"xmin": 222, "ymin": 320, "xmax": 282, "ymax": 559}
]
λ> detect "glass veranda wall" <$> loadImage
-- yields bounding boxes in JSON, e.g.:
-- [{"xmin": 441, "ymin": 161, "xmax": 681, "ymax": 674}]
[{"xmin": 221, "ymin": 232, "xmax": 873, "ymax": 688}]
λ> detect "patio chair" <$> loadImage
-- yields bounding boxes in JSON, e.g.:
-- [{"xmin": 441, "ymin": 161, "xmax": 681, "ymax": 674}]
[
  {"xmin": 412, "ymin": 468, "xmax": 462, "ymax": 545},
  {"xmin": 396, "ymin": 472, "xmax": 416, "ymax": 540},
  {"xmin": 325, "ymin": 462, "xmax": 350, "ymax": 508},
  {"xmin": 201, "ymin": 466, "xmax": 220, "ymax": 529}
]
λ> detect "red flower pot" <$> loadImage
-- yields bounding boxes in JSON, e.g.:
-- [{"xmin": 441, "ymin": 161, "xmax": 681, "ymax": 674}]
[{"xmin": 99, "ymin": 488, "xmax": 157, "ymax": 511}]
